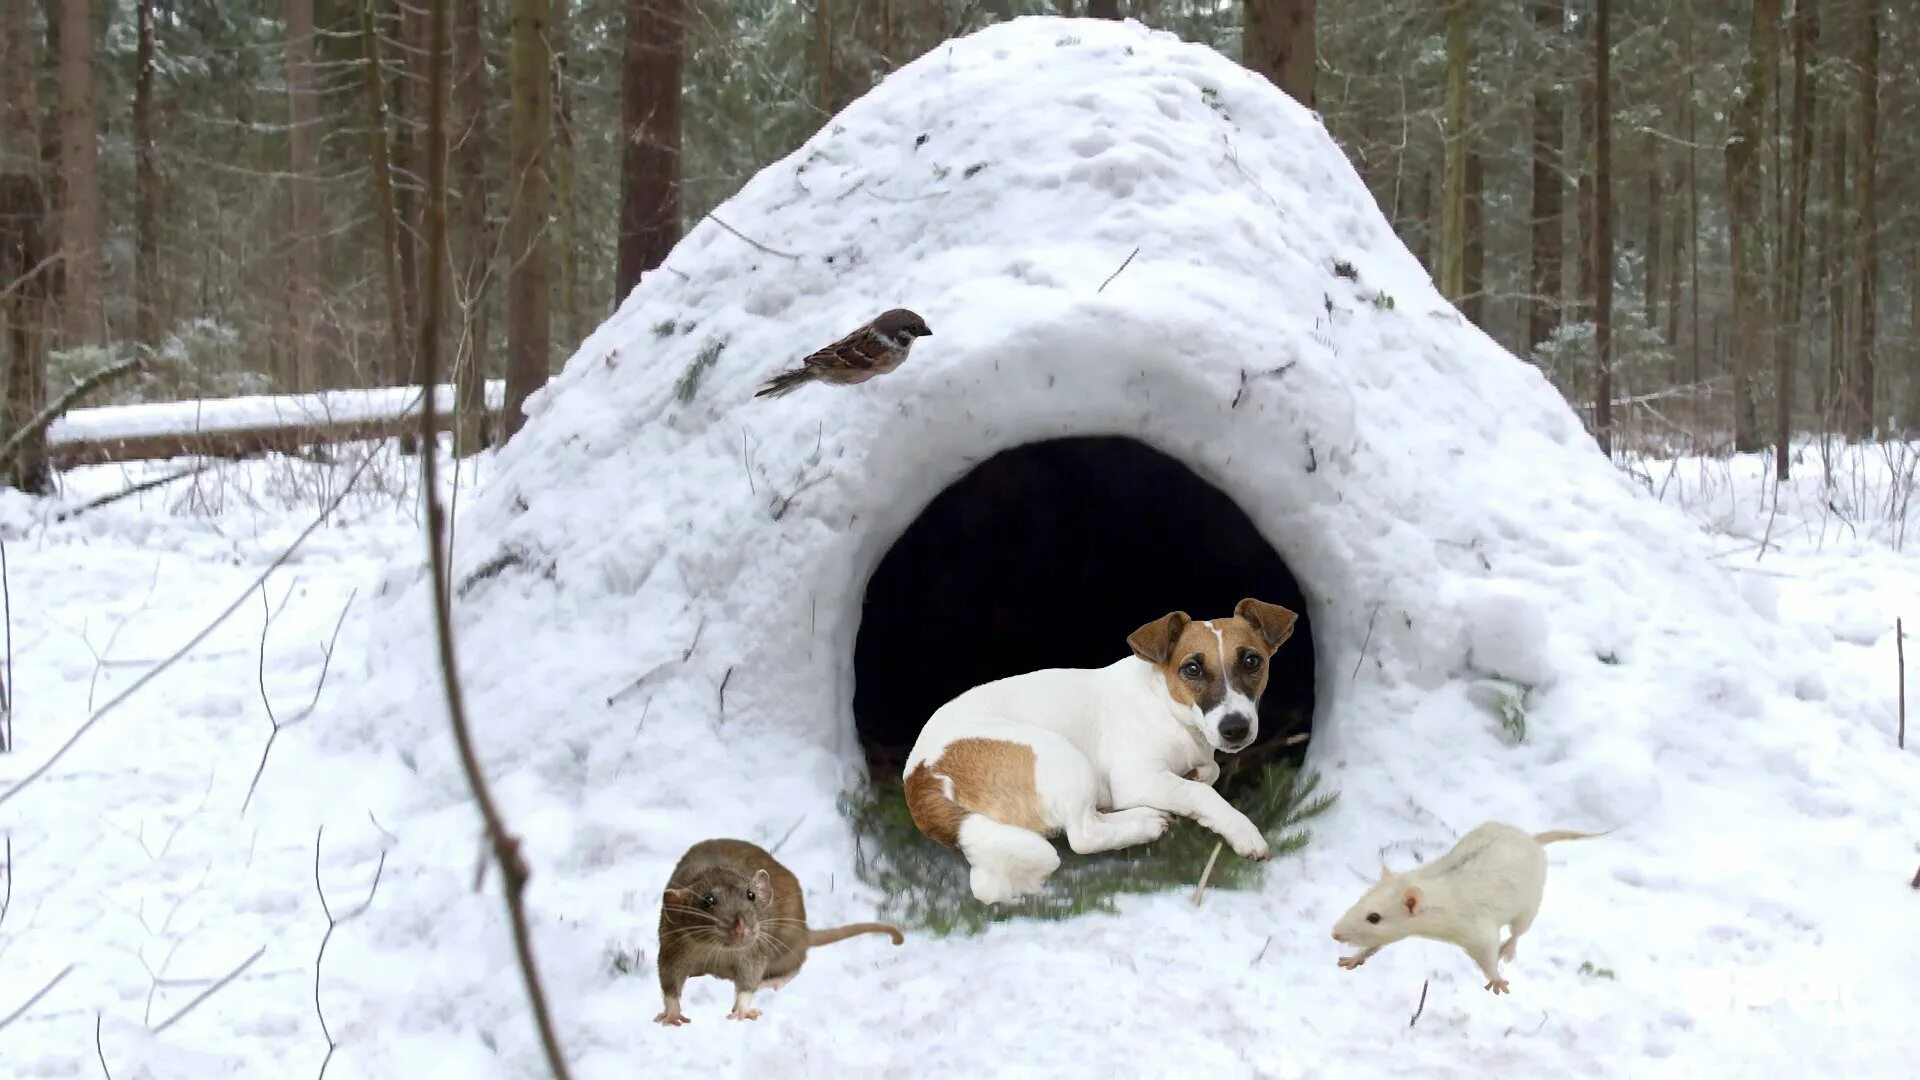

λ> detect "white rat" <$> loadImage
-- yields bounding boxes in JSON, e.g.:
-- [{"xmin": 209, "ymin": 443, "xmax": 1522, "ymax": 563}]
[{"xmin": 1330, "ymin": 821, "xmax": 1608, "ymax": 995}]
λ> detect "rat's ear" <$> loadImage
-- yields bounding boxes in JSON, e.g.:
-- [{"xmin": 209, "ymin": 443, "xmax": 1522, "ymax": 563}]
[
  {"xmin": 1128, "ymin": 611, "xmax": 1190, "ymax": 665},
  {"xmin": 1377, "ymin": 862, "xmax": 1394, "ymax": 884},
  {"xmin": 1235, "ymin": 598, "xmax": 1299, "ymax": 651},
  {"xmin": 662, "ymin": 887, "xmax": 691, "ymax": 908},
  {"xmin": 1401, "ymin": 885, "xmax": 1423, "ymax": 916},
  {"xmin": 751, "ymin": 869, "xmax": 771, "ymax": 896}
]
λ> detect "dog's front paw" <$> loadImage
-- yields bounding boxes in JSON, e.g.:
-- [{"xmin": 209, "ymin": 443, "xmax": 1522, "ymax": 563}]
[{"xmin": 1229, "ymin": 832, "xmax": 1271, "ymax": 861}]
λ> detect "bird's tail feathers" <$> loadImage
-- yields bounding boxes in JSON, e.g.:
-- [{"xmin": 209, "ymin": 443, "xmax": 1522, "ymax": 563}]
[{"xmin": 755, "ymin": 367, "xmax": 811, "ymax": 399}]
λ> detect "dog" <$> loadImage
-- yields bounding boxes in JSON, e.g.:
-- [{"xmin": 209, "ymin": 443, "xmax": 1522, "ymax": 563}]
[{"xmin": 902, "ymin": 598, "xmax": 1301, "ymax": 904}]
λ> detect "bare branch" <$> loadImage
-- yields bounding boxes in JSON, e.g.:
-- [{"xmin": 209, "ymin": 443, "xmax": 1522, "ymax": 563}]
[
  {"xmin": 95, "ymin": 1013, "xmax": 112, "ymax": 1078},
  {"xmin": 416, "ymin": 1, "xmax": 570, "ymax": 1066},
  {"xmin": 1191, "ymin": 841, "xmax": 1224, "ymax": 906},
  {"xmin": 54, "ymin": 464, "xmax": 214, "ymax": 524},
  {"xmin": 1410, "ymin": 978, "xmax": 1429, "ymax": 1027},
  {"xmin": 0, "ymin": 963, "xmax": 75, "ymax": 1033},
  {"xmin": 1096, "ymin": 246, "xmax": 1140, "ymax": 294},
  {"xmin": 0, "ymin": 449, "xmax": 379, "ymax": 812},
  {"xmin": 313, "ymin": 827, "xmax": 388, "ymax": 1080},
  {"xmin": 702, "ymin": 213, "xmax": 801, "ymax": 259},
  {"xmin": 151, "ymin": 943, "xmax": 267, "ymax": 1034}
]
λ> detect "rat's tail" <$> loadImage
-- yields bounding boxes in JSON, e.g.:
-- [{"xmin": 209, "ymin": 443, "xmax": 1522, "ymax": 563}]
[
  {"xmin": 755, "ymin": 367, "xmax": 811, "ymax": 398},
  {"xmin": 809, "ymin": 923, "xmax": 905, "ymax": 947},
  {"xmin": 1533, "ymin": 828, "xmax": 1615, "ymax": 846}
]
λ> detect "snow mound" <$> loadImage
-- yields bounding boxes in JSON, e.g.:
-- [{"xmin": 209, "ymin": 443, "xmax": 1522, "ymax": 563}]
[{"xmin": 314, "ymin": 17, "xmax": 1918, "ymax": 1076}]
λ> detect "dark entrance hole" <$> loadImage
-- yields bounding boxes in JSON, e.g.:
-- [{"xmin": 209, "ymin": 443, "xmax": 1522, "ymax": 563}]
[{"xmin": 854, "ymin": 437, "xmax": 1315, "ymax": 779}]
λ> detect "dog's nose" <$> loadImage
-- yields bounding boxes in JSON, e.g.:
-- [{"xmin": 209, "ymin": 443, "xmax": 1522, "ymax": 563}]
[{"xmin": 1219, "ymin": 714, "xmax": 1252, "ymax": 744}]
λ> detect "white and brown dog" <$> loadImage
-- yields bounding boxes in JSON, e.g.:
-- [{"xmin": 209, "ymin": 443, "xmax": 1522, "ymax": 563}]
[{"xmin": 902, "ymin": 599, "xmax": 1301, "ymax": 904}]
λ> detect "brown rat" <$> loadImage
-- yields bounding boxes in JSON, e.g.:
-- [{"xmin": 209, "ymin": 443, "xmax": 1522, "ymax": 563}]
[{"xmin": 654, "ymin": 838, "xmax": 903, "ymax": 1025}]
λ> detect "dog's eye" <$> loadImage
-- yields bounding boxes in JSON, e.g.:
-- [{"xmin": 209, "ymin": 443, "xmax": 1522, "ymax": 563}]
[
  {"xmin": 745, "ymin": 890, "xmax": 756, "ymax": 902},
  {"xmin": 1240, "ymin": 653, "xmax": 1261, "ymax": 671},
  {"xmin": 1180, "ymin": 659, "xmax": 1203, "ymax": 680},
  {"xmin": 1366, "ymin": 913, "xmax": 1382, "ymax": 925}
]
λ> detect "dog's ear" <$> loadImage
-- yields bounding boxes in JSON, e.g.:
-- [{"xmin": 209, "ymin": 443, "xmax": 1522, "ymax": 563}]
[
  {"xmin": 1235, "ymin": 598, "xmax": 1299, "ymax": 651},
  {"xmin": 1128, "ymin": 611, "xmax": 1190, "ymax": 665}
]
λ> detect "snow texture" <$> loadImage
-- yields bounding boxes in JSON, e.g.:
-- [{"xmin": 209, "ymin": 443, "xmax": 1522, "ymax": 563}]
[{"xmin": 2, "ymin": 15, "xmax": 1916, "ymax": 1080}]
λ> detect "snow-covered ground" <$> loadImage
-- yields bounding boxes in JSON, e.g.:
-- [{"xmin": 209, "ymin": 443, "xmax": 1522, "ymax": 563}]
[
  {"xmin": 5, "ymin": 15, "xmax": 1918, "ymax": 1080},
  {"xmin": 0, "ymin": 439, "xmax": 1914, "ymax": 1079}
]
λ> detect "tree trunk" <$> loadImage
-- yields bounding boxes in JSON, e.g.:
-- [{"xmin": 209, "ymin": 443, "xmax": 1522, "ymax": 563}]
[
  {"xmin": 553, "ymin": 0, "xmax": 578, "ymax": 347},
  {"xmin": 816, "ymin": 0, "xmax": 833, "ymax": 113},
  {"xmin": 1573, "ymin": 74, "xmax": 1594, "ymax": 326},
  {"xmin": 1724, "ymin": 0, "xmax": 1777, "ymax": 454},
  {"xmin": 1665, "ymin": 156, "xmax": 1682, "ymax": 350},
  {"xmin": 419, "ymin": 0, "xmax": 447, "ymax": 434},
  {"xmin": 1, "ymin": 177, "xmax": 51, "ymax": 492},
  {"xmin": 506, "ymin": 0, "xmax": 552, "ymax": 441},
  {"xmin": 1416, "ymin": 168, "xmax": 1433, "ymax": 271},
  {"xmin": 395, "ymin": 0, "xmax": 423, "ymax": 384},
  {"xmin": 1243, "ymin": 0, "xmax": 1315, "ymax": 109},
  {"xmin": 134, "ymin": 0, "xmax": 159, "ymax": 351},
  {"xmin": 1087, "ymin": 0, "xmax": 1118, "ymax": 18},
  {"xmin": 1439, "ymin": 0, "xmax": 1469, "ymax": 306},
  {"xmin": 1527, "ymin": 0, "xmax": 1562, "ymax": 352},
  {"xmin": 452, "ymin": 0, "xmax": 492, "ymax": 456},
  {"xmin": 58, "ymin": 0, "xmax": 101, "ymax": 346},
  {"xmin": 1592, "ymin": 0, "xmax": 1613, "ymax": 455},
  {"xmin": 359, "ymin": 0, "xmax": 409, "ymax": 388},
  {"xmin": 1642, "ymin": 132, "xmax": 1660, "ymax": 329},
  {"xmin": 1823, "ymin": 114, "xmax": 1848, "ymax": 420},
  {"xmin": 285, "ymin": 0, "xmax": 319, "ymax": 391},
  {"xmin": 0, "ymin": 0, "xmax": 35, "ymax": 169},
  {"xmin": 1776, "ymin": 0, "xmax": 1817, "ymax": 478},
  {"xmin": 1463, "ymin": 149, "xmax": 1484, "ymax": 328},
  {"xmin": 616, "ymin": 0, "xmax": 684, "ymax": 306},
  {"xmin": 1848, "ymin": 0, "xmax": 1876, "ymax": 439},
  {"xmin": 1683, "ymin": 0, "xmax": 1700, "ymax": 384}
]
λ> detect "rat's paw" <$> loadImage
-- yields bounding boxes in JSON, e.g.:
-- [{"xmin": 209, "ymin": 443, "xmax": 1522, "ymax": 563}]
[
  {"xmin": 726, "ymin": 1008, "xmax": 763, "ymax": 1021},
  {"xmin": 1337, "ymin": 955, "xmax": 1367, "ymax": 970},
  {"xmin": 1484, "ymin": 979, "xmax": 1510, "ymax": 995},
  {"xmin": 654, "ymin": 1012, "xmax": 691, "ymax": 1027}
]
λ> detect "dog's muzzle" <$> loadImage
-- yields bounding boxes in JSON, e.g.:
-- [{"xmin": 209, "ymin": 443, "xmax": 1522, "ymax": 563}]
[{"xmin": 1218, "ymin": 712, "xmax": 1253, "ymax": 749}]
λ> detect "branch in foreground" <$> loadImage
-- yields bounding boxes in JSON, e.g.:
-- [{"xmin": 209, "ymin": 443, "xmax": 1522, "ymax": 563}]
[
  {"xmin": 151, "ymin": 943, "xmax": 267, "ymax": 1034},
  {"xmin": 415, "ymin": 0, "xmax": 570, "ymax": 1071},
  {"xmin": 0, "ymin": 355, "xmax": 145, "ymax": 472},
  {"xmin": 0, "ymin": 448, "xmax": 379, "ymax": 811}
]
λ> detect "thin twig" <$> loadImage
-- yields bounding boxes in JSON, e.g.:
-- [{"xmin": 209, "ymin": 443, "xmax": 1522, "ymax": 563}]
[
  {"xmin": 151, "ymin": 944, "xmax": 267, "ymax": 1034},
  {"xmin": 54, "ymin": 464, "xmax": 213, "ymax": 523},
  {"xmin": 95, "ymin": 1013, "xmax": 112, "ymax": 1078},
  {"xmin": 417, "ymin": 19, "xmax": 571, "ymax": 1065},
  {"xmin": 1, "ymin": 835, "xmax": 11, "ymax": 933},
  {"xmin": 1409, "ymin": 979, "xmax": 1429, "ymax": 1027},
  {"xmin": 1097, "ymin": 246, "xmax": 1140, "ymax": 294},
  {"xmin": 1351, "ymin": 603, "xmax": 1381, "ymax": 681},
  {"xmin": 1191, "ymin": 841, "xmax": 1224, "ymax": 906},
  {"xmin": 1899, "ymin": 617, "xmax": 1907, "ymax": 751},
  {"xmin": 243, "ymin": 589, "xmax": 355, "ymax": 814},
  {"xmin": 0, "ymin": 450, "xmax": 379, "ymax": 812},
  {"xmin": 717, "ymin": 666, "xmax": 735, "ymax": 723},
  {"xmin": 1910, "ymin": 864, "xmax": 1919, "ymax": 890},
  {"xmin": 768, "ymin": 814, "xmax": 807, "ymax": 856},
  {"xmin": 0, "ymin": 963, "xmax": 75, "ymax": 1033},
  {"xmin": 313, "ymin": 827, "xmax": 387, "ymax": 1080},
  {"xmin": 1251, "ymin": 936, "xmax": 1272, "ymax": 965},
  {"xmin": 702, "ymin": 213, "xmax": 801, "ymax": 259},
  {"xmin": 1, "ymin": 535, "xmax": 12, "ymax": 754}
]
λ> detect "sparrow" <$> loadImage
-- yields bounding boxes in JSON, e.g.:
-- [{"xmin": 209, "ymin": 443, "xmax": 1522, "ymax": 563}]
[{"xmin": 754, "ymin": 308, "xmax": 933, "ymax": 399}]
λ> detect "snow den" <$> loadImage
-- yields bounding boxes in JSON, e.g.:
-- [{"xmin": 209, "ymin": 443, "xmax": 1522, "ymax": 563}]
[{"xmin": 853, "ymin": 436, "xmax": 1315, "ymax": 776}]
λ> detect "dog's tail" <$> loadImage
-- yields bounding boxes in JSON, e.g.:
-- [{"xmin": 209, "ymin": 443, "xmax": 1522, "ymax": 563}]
[
  {"xmin": 809, "ymin": 922, "xmax": 905, "ymax": 947},
  {"xmin": 1533, "ymin": 828, "xmax": 1615, "ymax": 846},
  {"xmin": 754, "ymin": 366, "xmax": 811, "ymax": 398},
  {"xmin": 904, "ymin": 763, "xmax": 1059, "ymax": 904}
]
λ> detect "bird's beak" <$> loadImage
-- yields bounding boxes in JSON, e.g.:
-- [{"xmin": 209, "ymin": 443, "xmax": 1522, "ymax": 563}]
[{"xmin": 918, "ymin": 327, "xmax": 933, "ymax": 337}]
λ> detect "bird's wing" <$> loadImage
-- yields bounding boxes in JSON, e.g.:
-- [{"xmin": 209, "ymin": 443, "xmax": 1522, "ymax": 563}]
[{"xmin": 802, "ymin": 329, "xmax": 882, "ymax": 374}]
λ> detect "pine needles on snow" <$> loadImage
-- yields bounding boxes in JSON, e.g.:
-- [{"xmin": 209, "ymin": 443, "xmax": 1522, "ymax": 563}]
[{"xmin": 841, "ymin": 759, "xmax": 1336, "ymax": 936}]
